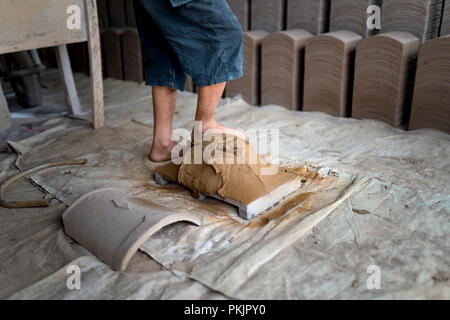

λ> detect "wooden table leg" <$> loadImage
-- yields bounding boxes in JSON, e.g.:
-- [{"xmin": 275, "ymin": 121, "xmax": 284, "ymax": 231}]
[
  {"xmin": 85, "ymin": 0, "xmax": 104, "ymax": 129},
  {"xmin": 56, "ymin": 44, "xmax": 82, "ymax": 115}
]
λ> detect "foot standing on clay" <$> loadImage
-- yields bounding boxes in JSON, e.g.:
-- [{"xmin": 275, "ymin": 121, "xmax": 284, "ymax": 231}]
[{"xmin": 134, "ymin": 0, "xmax": 245, "ymax": 162}]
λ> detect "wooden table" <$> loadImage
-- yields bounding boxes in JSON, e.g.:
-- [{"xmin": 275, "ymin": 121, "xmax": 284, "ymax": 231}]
[{"xmin": 0, "ymin": 0, "xmax": 104, "ymax": 129}]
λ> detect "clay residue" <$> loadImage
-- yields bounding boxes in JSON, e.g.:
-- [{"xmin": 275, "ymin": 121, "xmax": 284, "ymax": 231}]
[
  {"xmin": 164, "ymin": 135, "xmax": 300, "ymax": 205},
  {"xmin": 247, "ymin": 192, "xmax": 316, "ymax": 228}
]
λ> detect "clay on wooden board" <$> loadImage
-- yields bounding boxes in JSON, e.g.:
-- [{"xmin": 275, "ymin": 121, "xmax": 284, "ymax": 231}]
[
  {"xmin": 352, "ymin": 32, "xmax": 420, "ymax": 128},
  {"xmin": 155, "ymin": 135, "xmax": 303, "ymax": 219},
  {"xmin": 440, "ymin": 0, "xmax": 450, "ymax": 36},
  {"xmin": 409, "ymin": 35, "xmax": 450, "ymax": 134},
  {"xmin": 226, "ymin": 31, "xmax": 268, "ymax": 105},
  {"xmin": 251, "ymin": 0, "xmax": 286, "ymax": 33},
  {"xmin": 287, "ymin": 0, "xmax": 330, "ymax": 34},
  {"xmin": 101, "ymin": 28, "xmax": 125, "ymax": 80},
  {"xmin": 382, "ymin": 0, "xmax": 444, "ymax": 42},
  {"xmin": 63, "ymin": 188, "xmax": 201, "ymax": 271},
  {"xmin": 227, "ymin": 0, "xmax": 250, "ymax": 31},
  {"xmin": 330, "ymin": 0, "xmax": 382, "ymax": 38},
  {"xmin": 304, "ymin": 30, "xmax": 362, "ymax": 117},
  {"xmin": 121, "ymin": 28, "xmax": 143, "ymax": 83},
  {"xmin": 261, "ymin": 29, "xmax": 313, "ymax": 110}
]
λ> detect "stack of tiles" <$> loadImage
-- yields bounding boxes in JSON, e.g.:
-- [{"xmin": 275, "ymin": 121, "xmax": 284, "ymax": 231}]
[
  {"xmin": 184, "ymin": 76, "xmax": 195, "ymax": 93},
  {"xmin": 108, "ymin": 0, "xmax": 127, "ymax": 27},
  {"xmin": 251, "ymin": 0, "xmax": 287, "ymax": 33},
  {"xmin": 303, "ymin": 31, "xmax": 362, "ymax": 117},
  {"xmin": 121, "ymin": 28, "xmax": 143, "ymax": 83},
  {"xmin": 227, "ymin": 0, "xmax": 250, "ymax": 31},
  {"xmin": 382, "ymin": 0, "xmax": 444, "ymax": 42},
  {"xmin": 227, "ymin": 31, "xmax": 268, "ymax": 105},
  {"xmin": 352, "ymin": 32, "xmax": 421, "ymax": 128},
  {"xmin": 102, "ymin": 28, "xmax": 125, "ymax": 80},
  {"xmin": 286, "ymin": 0, "xmax": 330, "ymax": 34},
  {"xmin": 409, "ymin": 35, "xmax": 450, "ymax": 133},
  {"xmin": 330, "ymin": 0, "xmax": 383, "ymax": 37},
  {"xmin": 261, "ymin": 29, "xmax": 313, "ymax": 110}
]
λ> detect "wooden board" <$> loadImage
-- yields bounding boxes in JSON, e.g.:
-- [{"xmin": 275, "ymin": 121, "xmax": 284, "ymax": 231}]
[
  {"xmin": 287, "ymin": 0, "xmax": 330, "ymax": 34},
  {"xmin": 352, "ymin": 32, "xmax": 420, "ymax": 128},
  {"xmin": 330, "ymin": 0, "xmax": 382, "ymax": 38},
  {"xmin": 261, "ymin": 29, "xmax": 313, "ymax": 110},
  {"xmin": 0, "ymin": 0, "xmax": 88, "ymax": 54},
  {"xmin": 56, "ymin": 45, "xmax": 83, "ymax": 115},
  {"xmin": 303, "ymin": 31, "xmax": 361, "ymax": 117},
  {"xmin": 409, "ymin": 35, "xmax": 450, "ymax": 133},
  {"xmin": 382, "ymin": 0, "xmax": 444, "ymax": 42},
  {"xmin": 85, "ymin": 0, "xmax": 105, "ymax": 129}
]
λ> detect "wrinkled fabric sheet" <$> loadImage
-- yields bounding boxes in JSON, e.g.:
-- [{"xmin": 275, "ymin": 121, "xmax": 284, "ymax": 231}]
[{"xmin": 4, "ymin": 70, "xmax": 449, "ymax": 299}]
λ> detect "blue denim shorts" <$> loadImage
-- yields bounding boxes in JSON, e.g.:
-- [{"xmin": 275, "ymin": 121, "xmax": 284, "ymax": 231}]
[{"xmin": 135, "ymin": 0, "xmax": 244, "ymax": 91}]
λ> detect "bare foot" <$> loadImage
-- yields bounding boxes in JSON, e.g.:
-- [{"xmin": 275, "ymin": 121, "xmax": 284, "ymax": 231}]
[
  {"xmin": 194, "ymin": 120, "xmax": 247, "ymax": 141},
  {"xmin": 149, "ymin": 141, "xmax": 179, "ymax": 162}
]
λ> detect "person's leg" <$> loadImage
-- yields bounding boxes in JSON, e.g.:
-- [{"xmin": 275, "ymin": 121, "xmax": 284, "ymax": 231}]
[
  {"xmin": 135, "ymin": 0, "xmax": 187, "ymax": 161},
  {"xmin": 150, "ymin": 86, "xmax": 178, "ymax": 161},
  {"xmin": 195, "ymin": 82, "xmax": 246, "ymax": 139},
  {"xmin": 139, "ymin": 0, "xmax": 245, "ymax": 139}
]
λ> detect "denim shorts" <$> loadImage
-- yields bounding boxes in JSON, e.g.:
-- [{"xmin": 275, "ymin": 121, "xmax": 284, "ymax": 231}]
[{"xmin": 134, "ymin": 0, "xmax": 244, "ymax": 91}]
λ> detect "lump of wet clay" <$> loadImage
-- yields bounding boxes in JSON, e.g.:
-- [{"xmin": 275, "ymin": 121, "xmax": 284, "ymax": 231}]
[{"xmin": 156, "ymin": 135, "xmax": 302, "ymax": 218}]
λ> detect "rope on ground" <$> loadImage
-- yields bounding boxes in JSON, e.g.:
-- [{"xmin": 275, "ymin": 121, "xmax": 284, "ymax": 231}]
[{"xmin": 0, "ymin": 159, "xmax": 87, "ymax": 208}]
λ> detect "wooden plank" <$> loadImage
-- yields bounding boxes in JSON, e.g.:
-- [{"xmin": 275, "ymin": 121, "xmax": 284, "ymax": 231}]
[
  {"xmin": 409, "ymin": 35, "xmax": 450, "ymax": 133},
  {"xmin": 0, "ymin": 0, "xmax": 88, "ymax": 54},
  {"xmin": 287, "ymin": 0, "xmax": 331, "ymax": 34},
  {"xmin": 382, "ymin": 0, "xmax": 444, "ymax": 42},
  {"xmin": 56, "ymin": 45, "xmax": 83, "ymax": 115},
  {"xmin": 352, "ymin": 32, "xmax": 420, "ymax": 128},
  {"xmin": 303, "ymin": 31, "xmax": 362, "ymax": 117},
  {"xmin": 85, "ymin": 0, "xmax": 105, "ymax": 129}
]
